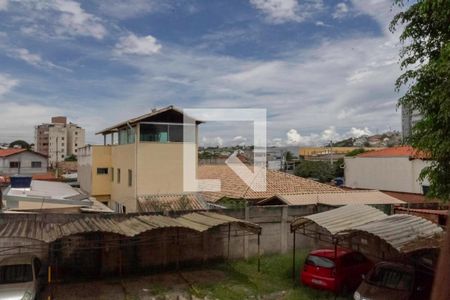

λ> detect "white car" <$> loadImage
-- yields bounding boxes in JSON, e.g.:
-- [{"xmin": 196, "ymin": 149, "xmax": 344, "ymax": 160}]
[{"xmin": 0, "ymin": 255, "xmax": 43, "ymax": 300}]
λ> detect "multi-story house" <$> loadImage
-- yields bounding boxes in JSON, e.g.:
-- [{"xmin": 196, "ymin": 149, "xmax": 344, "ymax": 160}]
[
  {"xmin": 78, "ymin": 106, "xmax": 201, "ymax": 213},
  {"xmin": 35, "ymin": 116, "xmax": 85, "ymax": 167}
]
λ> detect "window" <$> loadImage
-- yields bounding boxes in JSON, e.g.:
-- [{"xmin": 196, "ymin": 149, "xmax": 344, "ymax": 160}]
[
  {"xmin": 305, "ymin": 255, "xmax": 335, "ymax": 268},
  {"xmin": 140, "ymin": 123, "xmax": 195, "ymax": 143},
  {"xmin": 111, "ymin": 168, "xmax": 114, "ymax": 182},
  {"xmin": 75, "ymin": 143, "xmax": 78, "ymax": 147},
  {"xmin": 33, "ymin": 258, "xmax": 41, "ymax": 278},
  {"xmin": 118, "ymin": 127, "xmax": 136, "ymax": 144},
  {"xmin": 75, "ymin": 131, "xmax": 78, "ymax": 135},
  {"xmin": 9, "ymin": 162, "xmax": 20, "ymax": 168},
  {"xmin": 0, "ymin": 264, "xmax": 33, "ymax": 284},
  {"xmin": 61, "ymin": 137, "xmax": 64, "ymax": 141},
  {"xmin": 97, "ymin": 168, "xmax": 108, "ymax": 175},
  {"xmin": 61, "ymin": 154, "xmax": 64, "ymax": 158},
  {"xmin": 117, "ymin": 168, "xmax": 121, "ymax": 183},
  {"xmin": 31, "ymin": 161, "xmax": 42, "ymax": 168},
  {"xmin": 128, "ymin": 169, "xmax": 132, "ymax": 187}
]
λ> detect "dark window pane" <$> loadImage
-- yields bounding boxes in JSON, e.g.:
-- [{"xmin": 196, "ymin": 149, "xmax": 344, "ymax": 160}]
[
  {"xmin": 97, "ymin": 168, "xmax": 108, "ymax": 175},
  {"xmin": 140, "ymin": 124, "xmax": 168, "ymax": 142},
  {"xmin": 0, "ymin": 264, "xmax": 33, "ymax": 284},
  {"xmin": 305, "ymin": 255, "xmax": 335, "ymax": 268},
  {"xmin": 31, "ymin": 161, "xmax": 42, "ymax": 168}
]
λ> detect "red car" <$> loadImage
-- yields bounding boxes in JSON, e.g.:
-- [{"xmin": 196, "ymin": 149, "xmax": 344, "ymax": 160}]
[{"xmin": 301, "ymin": 248, "xmax": 373, "ymax": 294}]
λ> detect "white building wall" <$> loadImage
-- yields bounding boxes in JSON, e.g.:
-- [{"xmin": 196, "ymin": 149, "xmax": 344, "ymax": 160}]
[
  {"xmin": 344, "ymin": 156, "xmax": 430, "ymax": 194},
  {"xmin": 48, "ymin": 126, "xmax": 68, "ymax": 166},
  {"xmin": 0, "ymin": 152, "xmax": 48, "ymax": 175}
]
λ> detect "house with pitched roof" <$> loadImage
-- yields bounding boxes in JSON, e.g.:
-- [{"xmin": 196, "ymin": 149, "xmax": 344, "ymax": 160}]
[
  {"xmin": 344, "ymin": 146, "xmax": 431, "ymax": 194},
  {"xmin": 0, "ymin": 149, "xmax": 48, "ymax": 175}
]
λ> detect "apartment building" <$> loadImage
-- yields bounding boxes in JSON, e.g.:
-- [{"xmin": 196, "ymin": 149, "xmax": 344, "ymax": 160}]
[
  {"xmin": 401, "ymin": 105, "xmax": 422, "ymax": 140},
  {"xmin": 78, "ymin": 106, "xmax": 200, "ymax": 212},
  {"xmin": 35, "ymin": 116, "xmax": 85, "ymax": 166}
]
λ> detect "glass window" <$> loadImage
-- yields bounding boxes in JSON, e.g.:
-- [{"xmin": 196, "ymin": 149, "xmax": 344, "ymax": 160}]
[
  {"xmin": 140, "ymin": 124, "xmax": 168, "ymax": 142},
  {"xmin": 31, "ymin": 161, "xmax": 42, "ymax": 168},
  {"xmin": 140, "ymin": 124, "xmax": 195, "ymax": 143},
  {"xmin": 0, "ymin": 264, "xmax": 33, "ymax": 284},
  {"xmin": 111, "ymin": 168, "xmax": 114, "ymax": 182},
  {"xmin": 9, "ymin": 162, "xmax": 20, "ymax": 168},
  {"xmin": 305, "ymin": 255, "xmax": 335, "ymax": 268},
  {"xmin": 128, "ymin": 169, "xmax": 132, "ymax": 187},
  {"xmin": 119, "ymin": 128, "xmax": 128, "ymax": 145},
  {"xmin": 97, "ymin": 168, "xmax": 108, "ymax": 175},
  {"xmin": 368, "ymin": 266, "xmax": 414, "ymax": 291},
  {"xmin": 117, "ymin": 169, "xmax": 121, "ymax": 183},
  {"xmin": 127, "ymin": 128, "xmax": 135, "ymax": 144}
]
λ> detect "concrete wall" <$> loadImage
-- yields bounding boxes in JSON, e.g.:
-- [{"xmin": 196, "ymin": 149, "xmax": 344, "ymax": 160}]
[
  {"xmin": 137, "ymin": 142, "xmax": 197, "ymax": 196},
  {"xmin": 345, "ymin": 156, "xmax": 431, "ymax": 194},
  {"xmin": 111, "ymin": 144, "xmax": 137, "ymax": 212},
  {"xmin": 0, "ymin": 151, "xmax": 48, "ymax": 175},
  {"xmin": 78, "ymin": 145, "xmax": 112, "ymax": 198}
]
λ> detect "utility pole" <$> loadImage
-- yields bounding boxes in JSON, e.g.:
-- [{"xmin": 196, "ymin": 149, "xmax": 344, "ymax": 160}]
[
  {"xmin": 329, "ymin": 140, "xmax": 334, "ymax": 165},
  {"xmin": 55, "ymin": 137, "xmax": 59, "ymax": 178}
]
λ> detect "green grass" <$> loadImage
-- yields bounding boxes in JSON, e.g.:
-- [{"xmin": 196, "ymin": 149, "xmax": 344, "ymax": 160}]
[{"xmin": 190, "ymin": 251, "xmax": 352, "ymax": 300}]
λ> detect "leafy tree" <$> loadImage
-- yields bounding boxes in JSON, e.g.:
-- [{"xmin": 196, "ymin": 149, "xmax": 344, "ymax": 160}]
[
  {"xmin": 334, "ymin": 158, "xmax": 344, "ymax": 177},
  {"xmin": 9, "ymin": 140, "xmax": 31, "ymax": 150},
  {"xmin": 284, "ymin": 151, "xmax": 294, "ymax": 161},
  {"xmin": 294, "ymin": 160, "xmax": 335, "ymax": 183},
  {"xmin": 391, "ymin": 2, "xmax": 450, "ymax": 299},
  {"xmin": 64, "ymin": 154, "xmax": 77, "ymax": 161}
]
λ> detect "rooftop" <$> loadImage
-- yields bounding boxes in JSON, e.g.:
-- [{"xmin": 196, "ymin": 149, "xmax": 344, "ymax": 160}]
[
  {"xmin": 197, "ymin": 165, "xmax": 342, "ymax": 202},
  {"xmin": 258, "ymin": 190, "xmax": 405, "ymax": 206},
  {"xmin": 137, "ymin": 193, "xmax": 212, "ymax": 213},
  {"xmin": 0, "ymin": 148, "xmax": 26, "ymax": 157},
  {"xmin": 357, "ymin": 146, "xmax": 429, "ymax": 159},
  {"xmin": 96, "ymin": 105, "xmax": 202, "ymax": 135}
]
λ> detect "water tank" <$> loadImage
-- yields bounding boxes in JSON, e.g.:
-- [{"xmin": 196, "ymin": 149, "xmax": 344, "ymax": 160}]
[{"xmin": 10, "ymin": 175, "xmax": 32, "ymax": 188}]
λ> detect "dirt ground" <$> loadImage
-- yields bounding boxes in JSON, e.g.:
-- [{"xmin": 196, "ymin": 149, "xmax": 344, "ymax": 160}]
[{"xmin": 41, "ymin": 270, "xmax": 227, "ymax": 300}]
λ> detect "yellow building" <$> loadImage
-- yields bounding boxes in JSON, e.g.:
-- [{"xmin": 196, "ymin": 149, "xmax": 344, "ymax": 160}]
[
  {"xmin": 78, "ymin": 106, "xmax": 201, "ymax": 213},
  {"xmin": 299, "ymin": 147, "xmax": 374, "ymax": 159}
]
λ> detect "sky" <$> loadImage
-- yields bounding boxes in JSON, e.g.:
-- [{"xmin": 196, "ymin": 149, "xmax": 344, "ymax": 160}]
[{"xmin": 0, "ymin": 0, "xmax": 405, "ymax": 147}]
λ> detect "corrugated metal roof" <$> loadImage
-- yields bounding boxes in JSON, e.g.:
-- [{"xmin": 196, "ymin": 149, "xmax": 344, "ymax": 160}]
[
  {"xmin": 137, "ymin": 193, "xmax": 210, "ymax": 213},
  {"xmin": 260, "ymin": 191, "xmax": 405, "ymax": 206},
  {"xmin": 343, "ymin": 214, "xmax": 443, "ymax": 252},
  {"xmin": 291, "ymin": 204, "xmax": 444, "ymax": 253},
  {"xmin": 291, "ymin": 204, "xmax": 388, "ymax": 235},
  {"xmin": 0, "ymin": 212, "xmax": 261, "ymax": 243}
]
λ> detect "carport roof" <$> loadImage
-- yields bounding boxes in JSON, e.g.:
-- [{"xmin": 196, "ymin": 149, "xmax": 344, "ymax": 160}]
[
  {"xmin": 291, "ymin": 204, "xmax": 387, "ymax": 235},
  {"xmin": 338, "ymin": 214, "xmax": 443, "ymax": 253},
  {"xmin": 0, "ymin": 212, "xmax": 261, "ymax": 243},
  {"xmin": 291, "ymin": 204, "xmax": 443, "ymax": 253}
]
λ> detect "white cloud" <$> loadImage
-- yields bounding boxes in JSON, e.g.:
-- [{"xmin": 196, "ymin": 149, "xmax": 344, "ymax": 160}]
[
  {"xmin": 98, "ymin": 0, "xmax": 167, "ymax": 19},
  {"xmin": 0, "ymin": 74, "xmax": 18, "ymax": 97},
  {"xmin": 115, "ymin": 33, "xmax": 161, "ymax": 56},
  {"xmin": 52, "ymin": 0, "xmax": 106, "ymax": 39},
  {"xmin": 201, "ymin": 136, "xmax": 224, "ymax": 147},
  {"xmin": 348, "ymin": 127, "xmax": 372, "ymax": 137},
  {"xmin": 0, "ymin": 0, "xmax": 8, "ymax": 11},
  {"xmin": 232, "ymin": 136, "xmax": 247, "ymax": 145},
  {"xmin": 249, "ymin": 0, "xmax": 324, "ymax": 23},
  {"xmin": 333, "ymin": 2, "xmax": 349, "ymax": 19},
  {"xmin": 14, "ymin": 48, "xmax": 42, "ymax": 66}
]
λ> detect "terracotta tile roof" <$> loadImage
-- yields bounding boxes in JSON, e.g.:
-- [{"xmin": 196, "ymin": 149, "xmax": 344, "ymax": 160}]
[
  {"xmin": 0, "ymin": 149, "xmax": 26, "ymax": 157},
  {"xmin": 357, "ymin": 146, "xmax": 429, "ymax": 159},
  {"xmin": 382, "ymin": 191, "xmax": 440, "ymax": 204},
  {"xmin": 197, "ymin": 165, "xmax": 341, "ymax": 202},
  {"xmin": 395, "ymin": 207, "xmax": 448, "ymax": 217},
  {"xmin": 137, "ymin": 193, "xmax": 210, "ymax": 212}
]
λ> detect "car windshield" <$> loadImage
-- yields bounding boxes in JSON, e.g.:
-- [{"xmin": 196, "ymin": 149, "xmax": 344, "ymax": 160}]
[
  {"xmin": 0, "ymin": 264, "xmax": 33, "ymax": 284},
  {"xmin": 305, "ymin": 255, "xmax": 335, "ymax": 268},
  {"xmin": 368, "ymin": 266, "xmax": 413, "ymax": 291}
]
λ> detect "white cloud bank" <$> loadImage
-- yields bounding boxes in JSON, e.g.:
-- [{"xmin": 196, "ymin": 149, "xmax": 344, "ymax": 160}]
[
  {"xmin": 249, "ymin": 0, "xmax": 324, "ymax": 23},
  {"xmin": 0, "ymin": 73, "xmax": 18, "ymax": 97},
  {"xmin": 115, "ymin": 33, "xmax": 161, "ymax": 56},
  {"xmin": 0, "ymin": 0, "xmax": 8, "ymax": 11}
]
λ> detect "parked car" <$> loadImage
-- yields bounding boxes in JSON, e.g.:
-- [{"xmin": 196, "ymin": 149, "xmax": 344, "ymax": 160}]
[
  {"xmin": 353, "ymin": 261, "xmax": 434, "ymax": 300},
  {"xmin": 0, "ymin": 255, "xmax": 44, "ymax": 300},
  {"xmin": 301, "ymin": 248, "xmax": 373, "ymax": 294}
]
